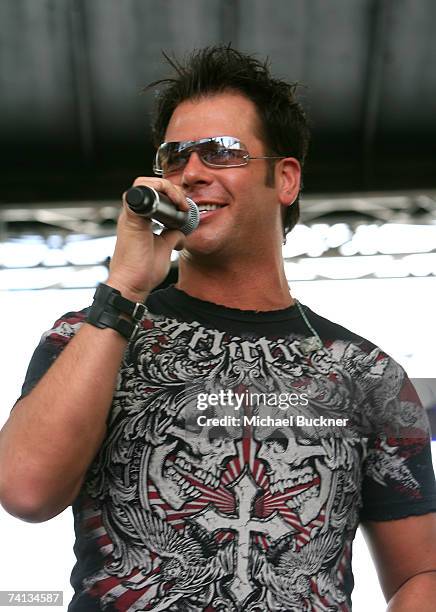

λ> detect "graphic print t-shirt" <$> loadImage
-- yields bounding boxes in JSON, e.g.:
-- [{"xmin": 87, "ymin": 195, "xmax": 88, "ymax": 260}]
[{"xmin": 20, "ymin": 287, "xmax": 436, "ymax": 612}]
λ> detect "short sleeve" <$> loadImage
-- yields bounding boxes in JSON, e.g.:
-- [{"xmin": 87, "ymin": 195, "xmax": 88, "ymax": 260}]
[
  {"xmin": 18, "ymin": 310, "xmax": 88, "ymax": 400},
  {"xmin": 360, "ymin": 367, "xmax": 436, "ymax": 521}
]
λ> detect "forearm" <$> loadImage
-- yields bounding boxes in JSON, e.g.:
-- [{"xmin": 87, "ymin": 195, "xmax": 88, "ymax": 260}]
[
  {"xmin": 387, "ymin": 571, "xmax": 436, "ymax": 611},
  {"xmin": 0, "ymin": 322, "xmax": 128, "ymax": 522},
  {"xmin": 0, "ymin": 184, "xmax": 185, "ymax": 523}
]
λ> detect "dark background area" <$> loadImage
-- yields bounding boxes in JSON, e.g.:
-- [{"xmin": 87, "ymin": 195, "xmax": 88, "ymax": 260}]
[{"xmin": 1, "ymin": 0, "xmax": 435, "ymax": 210}]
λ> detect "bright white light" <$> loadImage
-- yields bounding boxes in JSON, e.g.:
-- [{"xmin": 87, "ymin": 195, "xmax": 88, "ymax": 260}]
[
  {"xmin": 63, "ymin": 236, "xmax": 117, "ymax": 265},
  {"xmin": 0, "ymin": 240, "xmax": 49, "ymax": 267},
  {"xmin": 285, "ymin": 253, "xmax": 436, "ymax": 281},
  {"xmin": 373, "ymin": 258, "xmax": 408, "ymax": 278},
  {"xmin": 285, "ymin": 255, "xmax": 396, "ymax": 280},
  {"xmin": 339, "ymin": 225, "xmax": 380, "ymax": 256},
  {"xmin": 377, "ymin": 224, "xmax": 436, "ymax": 254},
  {"xmin": 404, "ymin": 253, "xmax": 436, "ymax": 276},
  {"xmin": 339, "ymin": 224, "xmax": 436, "ymax": 256},
  {"xmin": 282, "ymin": 225, "xmax": 312, "ymax": 257},
  {"xmin": 41, "ymin": 249, "xmax": 69, "ymax": 267},
  {"xmin": 0, "ymin": 266, "xmax": 108, "ymax": 290},
  {"xmin": 282, "ymin": 261, "xmax": 316, "ymax": 280},
  {"xmin": 355, "ymin": 225, "xmax": 379, "ymax": 255},
  {"xmin": 326, "ymin": 223, "xmax": 352, "ymax": 248}
]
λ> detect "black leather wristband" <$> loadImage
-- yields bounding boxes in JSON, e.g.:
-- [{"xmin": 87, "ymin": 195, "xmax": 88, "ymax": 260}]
[{"xmin": 86, "ymin": 283, "xmax": 148, "ymax": 341}]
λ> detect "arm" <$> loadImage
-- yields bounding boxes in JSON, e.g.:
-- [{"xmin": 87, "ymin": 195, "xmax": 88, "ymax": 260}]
[
  {"xmin": 361, "ymin": 513, "xmax": 436, "ymax": 611},
  {"xmin": 0, "ymin": 322, "xmax": 128, "ymax": 522},
  {"xmin": 0, "ymin": 178, "xmax": 187, "ymax": 523}
]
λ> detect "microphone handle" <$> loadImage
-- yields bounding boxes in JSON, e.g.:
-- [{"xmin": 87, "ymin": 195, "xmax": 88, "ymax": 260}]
[{"xmin": 125, "ymin": 186, "xmax": 199, "ymax": 235}]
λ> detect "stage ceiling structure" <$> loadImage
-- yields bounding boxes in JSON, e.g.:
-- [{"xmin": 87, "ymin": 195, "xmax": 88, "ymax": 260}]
[{"xmin": 0, "ymin": 0, "xmax": 435, "ymax": 243}]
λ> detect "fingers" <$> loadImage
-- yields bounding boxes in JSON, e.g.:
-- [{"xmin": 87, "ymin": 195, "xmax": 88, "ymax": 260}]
[
  {"xmin": 157, "ymin": 228, "xmax": 186, "ymax": 253},
  {"xmin": 110, "ymin": 178, "xmax": 187, "ymax": 297},
  {"xmin": 130, "ymin": 177, "xmax": 190, "ymax": 211},
  {"xmin": 116, "ymin": 201, "xmax": 153, "ymax": 237}
]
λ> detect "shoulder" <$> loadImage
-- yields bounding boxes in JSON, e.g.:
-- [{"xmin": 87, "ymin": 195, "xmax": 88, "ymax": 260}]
[
  {"xmin": 146, "ymin": 286, "xmax": 178, "ymax": 314},
  {"xmin": 41, "ymin": 308, "xmax": 89, "ymax": 347},
  {"xmin": 302, "ymin": 305, "xmax": 387, "ymax": 366},
  {"xmin": 18, "ymin": 308, "xmax": 89, "ymax": 400},
  {"xmin": 303, "ymin": 305, "xmax": 374, "ymax": 347}
]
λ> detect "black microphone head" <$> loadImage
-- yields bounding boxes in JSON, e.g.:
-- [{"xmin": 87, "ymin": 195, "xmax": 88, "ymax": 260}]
[{"xmin": 125, "ymin": 186, "xmax": 154, "ymax": 214}]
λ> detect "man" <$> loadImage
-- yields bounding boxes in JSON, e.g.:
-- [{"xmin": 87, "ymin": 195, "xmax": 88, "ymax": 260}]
[{"xmin": 1, "ymin": 46, "xmax": 436, "ymax": 611}]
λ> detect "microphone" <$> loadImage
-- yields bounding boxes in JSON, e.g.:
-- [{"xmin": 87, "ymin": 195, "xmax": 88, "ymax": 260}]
[{"xmin": 125, "ymin": 186, "xmax": 199, "ymax": 235}]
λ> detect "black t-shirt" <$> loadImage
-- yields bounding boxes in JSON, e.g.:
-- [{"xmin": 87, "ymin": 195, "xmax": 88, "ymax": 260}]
[{"xmin": 20, "ymin": 286, "xmax": 436, "ymax": 611}]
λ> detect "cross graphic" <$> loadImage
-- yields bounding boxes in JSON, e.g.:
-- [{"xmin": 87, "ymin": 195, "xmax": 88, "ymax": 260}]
[{"xmin": 193, "ymin": 469, "xmax": 292, "ymax": 603}]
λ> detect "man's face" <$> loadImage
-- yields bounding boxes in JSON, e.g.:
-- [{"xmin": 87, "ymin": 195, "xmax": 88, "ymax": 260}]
[{"xmin": 163, "ymin": 92, "xmax": 287, "ymax": 260}]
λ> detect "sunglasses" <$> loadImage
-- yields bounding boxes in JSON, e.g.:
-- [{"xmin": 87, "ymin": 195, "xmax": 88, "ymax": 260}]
[{"xmin": 153, "ymin": 136, "xmax": 286, "ymax": 176}]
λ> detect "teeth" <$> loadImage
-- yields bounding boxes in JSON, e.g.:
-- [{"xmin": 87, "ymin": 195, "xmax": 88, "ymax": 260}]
[
  {"xmin": 175, "ymin": 457, "xmax": 192, "ymax": 472},
  {"xmin": 199, "ymin": 204, "xmax": 221, "ymax": 212},
  {"xmin": 167, "ymin": 459, "xmax": 223, "ymax": 498},
  {"xmin": 205, "ymin": 473, "xmax": 213, "ymax": 486},
  {"xmin": 171, "ymin": 457, "xmax": 222, "ymax": 491},
  {"xmin": 195, "ymin": 468, "xmax": 209, "ymax": 482},
  {"xmin": 269, "ymin": 475, "xmax": 320, "ymax": 502}
]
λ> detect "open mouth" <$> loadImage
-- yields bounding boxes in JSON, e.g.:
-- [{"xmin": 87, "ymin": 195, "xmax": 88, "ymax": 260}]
[
  {"xmin": 164, "ymin": 464, "xmax": 201, "ymax": 497},
  {"xmin": 269, "ymin": 465, "xmax": 317, "ymax": 496},
  {"xmin": 163, "ymin": 453, "xmax": 223, "ymax": 499},
  {"xmin": 267, "ymin": 464, "xmax": 323, "ymax": 517},
  {"xmin": 286, "ymin": 482, "xmax": 320, "ymax": 511},
  {"xmin": 267, "ymin": 460, "xmax": 331, "ymax": 525}
]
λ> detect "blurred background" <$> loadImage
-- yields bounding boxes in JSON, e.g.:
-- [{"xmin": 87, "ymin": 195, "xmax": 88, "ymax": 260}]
[{"xmin": 1, "ymin": 1, "xmax": 435, "ymax": 610}]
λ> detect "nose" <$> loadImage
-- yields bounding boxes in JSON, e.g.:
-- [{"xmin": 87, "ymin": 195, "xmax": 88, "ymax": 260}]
[{"xmin": 181, "ymin": 151, "xmax": 214, "ymax": 189}]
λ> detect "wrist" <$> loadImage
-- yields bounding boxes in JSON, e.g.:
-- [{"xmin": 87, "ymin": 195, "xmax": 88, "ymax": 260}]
[
  {"xmin": 105, "ymin": 277, "xmax": 150, "ymax": 303},
  {"xmin": 86, "ymin": 283, "xmax": 150, "ymax": 342}
]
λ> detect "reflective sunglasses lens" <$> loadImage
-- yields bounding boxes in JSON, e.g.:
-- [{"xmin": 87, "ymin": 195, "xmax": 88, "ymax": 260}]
[
  {"xmin": 155, "ymin": 137, "xmax": 249, "ymax": 174},
  {"xmin": 202, "ymin": 146, "xmax": 248, "ymax": 167},
  {"xmin": 156, "ymin": 143, "xmax": 187, "ymax": 174},
  {"xmin": 201, "ymin": 137, "xmax": 248, "ymax": 167}
]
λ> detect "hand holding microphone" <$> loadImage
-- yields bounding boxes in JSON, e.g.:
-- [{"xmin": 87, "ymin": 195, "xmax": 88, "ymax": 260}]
[
  {"xmin": 125, "ymin": 186, "xmax": 199, "ymax": 235},
  {"xmin": 107, "ymin": 181, "xmax": 197, "ymax": 302}
]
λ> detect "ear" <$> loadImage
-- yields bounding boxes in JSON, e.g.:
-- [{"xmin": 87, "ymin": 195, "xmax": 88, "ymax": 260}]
[{"xmin": 275, "ymin": 157, "xmax": 301, "ymax": 207}]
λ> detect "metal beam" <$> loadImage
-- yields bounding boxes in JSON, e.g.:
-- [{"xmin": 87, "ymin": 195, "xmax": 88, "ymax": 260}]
[
  {"xmin": 220, "ymin": 0, "xmax": 240, "ymax": 47},
  {"xmin": 362, "ymin": 0, "xmax": 390, "ymax": 187},
  {"xmin": 1, "ymin": 191, "xmax": 435, "ymax": 240},
  {"xmin": 68, "ymin": 0, "xmax": 96, "ymax": 164}
]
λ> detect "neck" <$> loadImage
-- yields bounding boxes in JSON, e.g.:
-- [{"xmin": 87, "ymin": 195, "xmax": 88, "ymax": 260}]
[{"xmin": 176, "ymin": 250, "xmax": 294, "ymax": 311}]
